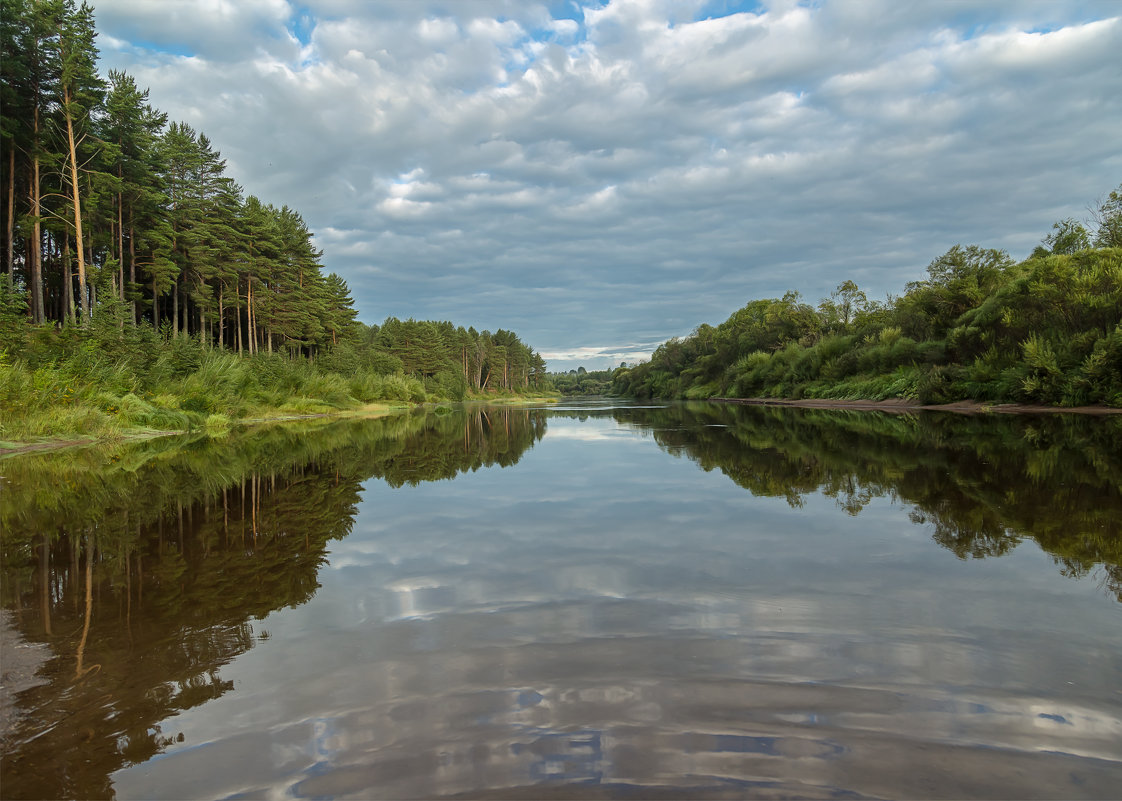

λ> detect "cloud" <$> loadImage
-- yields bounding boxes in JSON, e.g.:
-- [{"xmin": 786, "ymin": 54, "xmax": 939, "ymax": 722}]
[{"xmin": 89, "ymin": 0, "xmax": 1122, "ymax": 370}]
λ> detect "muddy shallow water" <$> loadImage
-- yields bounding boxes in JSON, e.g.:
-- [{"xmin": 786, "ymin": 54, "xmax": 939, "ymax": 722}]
[{"xmin": 2, "ymin": 401, "xmax": 1120, "ymax": 799}]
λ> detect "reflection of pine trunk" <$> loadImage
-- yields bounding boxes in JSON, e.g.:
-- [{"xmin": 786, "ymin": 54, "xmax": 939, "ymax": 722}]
[
  {"xmin": 75, "ymin": 538, "xmax": 97, "ymax": 679},
  {"xmin": 70, "ymin": 536, "xmax": 79, "ymax": 613},
  {"xmin": 39, "ymin": 534, "xmax": 51, "ymax": 636}
]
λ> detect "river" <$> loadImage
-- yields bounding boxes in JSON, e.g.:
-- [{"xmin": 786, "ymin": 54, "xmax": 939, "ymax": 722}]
[{"xmin": 1, "ymin": 400, "xmax": 1120, "ymax": 799}]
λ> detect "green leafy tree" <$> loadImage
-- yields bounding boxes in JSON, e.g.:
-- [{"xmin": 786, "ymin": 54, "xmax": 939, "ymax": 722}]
[
  {"xmin": 1092, "ymin": 184, "xmax": 1122, "ymax": 249},
  {"xmin": 1033, "ymin": 218, "xmax": 1091, "ymax": 257}
]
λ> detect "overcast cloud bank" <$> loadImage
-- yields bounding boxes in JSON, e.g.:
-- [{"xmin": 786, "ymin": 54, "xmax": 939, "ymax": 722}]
[{"xmin": 89, "ymin": 0, "xmax": 1122, "ymax": 370}]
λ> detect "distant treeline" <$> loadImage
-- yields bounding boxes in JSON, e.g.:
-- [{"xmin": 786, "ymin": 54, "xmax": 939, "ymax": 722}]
[
  {"xmin": 548, "ymin": 367, "xmax": 617, "ymax": 396},
  {"xmin": 614, "ymin": 187, "xmax": 1122, "ymax": 407},
  {"xmin": 0, "ymin": 1, "xmax": 548, "ymax": 439}
]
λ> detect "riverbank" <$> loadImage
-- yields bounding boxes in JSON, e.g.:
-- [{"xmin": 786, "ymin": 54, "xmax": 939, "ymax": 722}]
[
  {"xmin": 0, "ymin": 402, "xmax": 406, "ymax": 458},
  {"xmin": 0, "ymin": 397, "xmax": 559, "ymax": 458},
  {"xmin": 716, "ymin": 397, "xmax": 1122, "ymax": 415}
]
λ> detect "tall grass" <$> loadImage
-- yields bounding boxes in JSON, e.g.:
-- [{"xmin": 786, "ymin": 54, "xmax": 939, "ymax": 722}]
[{"xmin": 0, "ymin": 327, "xmax": 432, "ymax": 443}]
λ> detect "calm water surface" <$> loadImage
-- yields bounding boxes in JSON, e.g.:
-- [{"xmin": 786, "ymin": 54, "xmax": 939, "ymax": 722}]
[{"xmin": 2, "ymin": 400, "xmax": 1120, "ymax": 799}]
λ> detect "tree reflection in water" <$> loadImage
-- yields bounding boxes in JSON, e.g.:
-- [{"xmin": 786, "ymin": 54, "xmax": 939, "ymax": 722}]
[
  {"xmin": 0, "ymin": 406, "xmax": 544, "ymax": 800},
  {"xmin": 586, "ymin": 402, "xmax": 1122, "ymax": 602}
]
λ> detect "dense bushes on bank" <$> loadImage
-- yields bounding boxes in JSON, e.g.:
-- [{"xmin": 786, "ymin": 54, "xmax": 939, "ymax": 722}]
[{"xmin": 614, "ymin": 192, "xmax": 1122, "ymax": 408}]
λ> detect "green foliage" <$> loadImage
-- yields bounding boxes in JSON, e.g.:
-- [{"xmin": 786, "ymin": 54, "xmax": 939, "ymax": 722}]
[
  {"xmin": 1093, "ymin": 184, "xmax": 1122, "ymax": 248},
  {"xmin": 1035, "ymin": 218, "xmax": 1091, "ymax": 256},
  {"xmin": 0, "ymin": 277, "xmax": 29, "ymax": 354}
]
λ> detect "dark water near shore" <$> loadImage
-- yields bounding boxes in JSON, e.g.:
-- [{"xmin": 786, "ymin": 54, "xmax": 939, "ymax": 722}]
[{"xmin": 2, "ymin": 400, "xmax": 1121, "ymax": 799}]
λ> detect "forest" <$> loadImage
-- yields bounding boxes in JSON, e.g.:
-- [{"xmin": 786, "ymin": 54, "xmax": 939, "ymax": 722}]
[
  {"xmin": 614, "ymin": 190, "xmax": 1122, "ymax": 408},
  {"xmin": 0, "ymin": 0, "xmax": 549, "ymax": 442}
]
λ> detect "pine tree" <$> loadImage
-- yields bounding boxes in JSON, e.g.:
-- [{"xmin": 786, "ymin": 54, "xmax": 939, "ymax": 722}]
[
  {"xmin": 321, "ymin": 272, "xmax": 359, "ymax": 346},
  {"xmin": 0, "ymin": 0, "xmax": 31, "ymax": 282},
  {"xmin": 54, "ymin": 0, "xmax": 104, "ymax": 323},
  {"xmin": 102, "ymin": 69, "xmax": 164, "ymax": 321}
]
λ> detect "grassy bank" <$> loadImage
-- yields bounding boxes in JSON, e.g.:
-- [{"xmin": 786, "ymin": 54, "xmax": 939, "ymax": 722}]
[
  {"xmin": 0, "ymin": 324, "xmax": 555, "ymax": 450},
  {"xmin": 0, "ymin": 349, "xmax": 422, "ymax": 446}
]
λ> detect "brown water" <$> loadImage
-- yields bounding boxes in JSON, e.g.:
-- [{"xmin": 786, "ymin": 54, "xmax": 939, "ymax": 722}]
[{"xmin": 1, "ymin": 401, "xmax": 1120, "ymax": 799}]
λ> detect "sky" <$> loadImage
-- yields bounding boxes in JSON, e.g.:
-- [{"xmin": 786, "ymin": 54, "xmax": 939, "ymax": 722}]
[{"xmin": 87, "ymin": 0, "xmax": 1122, "ymax": 371}]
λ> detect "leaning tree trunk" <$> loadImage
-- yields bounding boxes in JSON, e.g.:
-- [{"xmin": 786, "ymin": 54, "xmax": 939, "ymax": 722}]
[{"xmin": 63, "ymin": 84, "xmax": 88, "ymax": 323}]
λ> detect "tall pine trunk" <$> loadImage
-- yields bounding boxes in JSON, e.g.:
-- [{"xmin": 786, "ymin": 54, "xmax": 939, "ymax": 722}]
[
  {"xmin": 63, "ymin": 84, "xmax": 88, "ymax": 323},
  {"xmin": 128, "ymin": 219, "xmax": 136, "ymax": 324},
  {"xmin": 63, "ymin": 236, "xmax": 74, "ymax": 326},
  {"xmin": 30, "ymin": 106, "xmax": 44, "ymax": 324},
  {"xmin": 247, "ymin": 274, "xmax": 256, "ymax": 355},
  {"xmin": 5, "ymin": 148, "xmax": 13, "ymax": 280},
  {"xmin": 236, "ymin": 285, "xmax": 243, "ymax": 354},
  {"xmin": 117, "ymin": 179, "xmax": 124, "ymax": 302}
]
